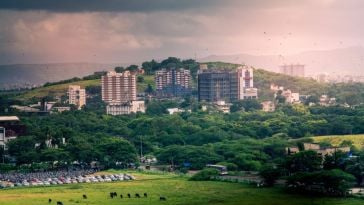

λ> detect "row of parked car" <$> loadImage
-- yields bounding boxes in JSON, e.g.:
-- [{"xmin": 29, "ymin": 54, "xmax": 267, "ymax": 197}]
[{"xmin": 0, "ymin": 173, "xmax": 135, "ymax": 188}]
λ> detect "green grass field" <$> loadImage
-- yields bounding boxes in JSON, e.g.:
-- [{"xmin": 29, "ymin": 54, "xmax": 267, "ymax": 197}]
[
  {"xmin": 16, "ymin": 75, "xmax": 155, "ymax": 101},
  {"xmin": 311, "ymin": 134, "xmax": 364, "ymax": 149},
  {"xmin": 0, "ymin": 171, "xmax": 363, "ymax": 205},
  {"xmin": 16, "ymin": 79, "xmax": 100, "ymax": 101}
]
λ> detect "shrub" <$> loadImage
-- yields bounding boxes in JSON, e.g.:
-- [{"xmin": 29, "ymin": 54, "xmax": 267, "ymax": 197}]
[
  {"xmin": 190, "ymin": 168, "xmax": 220, "ymax": 181},
  {"xmin": 217, "ymin": 162, "xmax": 238, "ymax": 171},
  {"xmin": 259, "ymin": 165, "xmax": 281, "ymax": 187}
]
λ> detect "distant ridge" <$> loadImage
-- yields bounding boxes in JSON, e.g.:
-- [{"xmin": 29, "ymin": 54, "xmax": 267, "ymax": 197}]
[
  {"xmin": 198, "ymin": 46, "xmax": 364, "ymax": 76},
  {"xmin": 0, "ymin": 62, "xmax": 124, "ymax": 89}
]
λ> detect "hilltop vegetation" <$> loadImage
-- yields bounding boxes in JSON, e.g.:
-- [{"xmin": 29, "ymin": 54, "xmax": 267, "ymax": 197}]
[
  {"xmin": 7, "ymin": 58, "xmax": 364, "ymax": 106},
  {"xmin": 14, "ymin": 75, "xmax": 154, "ymax": 102}
]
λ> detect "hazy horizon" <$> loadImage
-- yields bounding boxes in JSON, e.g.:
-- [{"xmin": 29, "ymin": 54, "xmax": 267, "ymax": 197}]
[{"xmin": 1, "ymin": 0, "xmax": 364, "ymax": 69}]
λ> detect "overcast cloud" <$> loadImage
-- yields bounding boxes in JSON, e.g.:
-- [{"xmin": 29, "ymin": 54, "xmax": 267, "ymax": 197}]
[{"xmin": 0, "ymin": 0, "xmax": 363, "ymax": 64}]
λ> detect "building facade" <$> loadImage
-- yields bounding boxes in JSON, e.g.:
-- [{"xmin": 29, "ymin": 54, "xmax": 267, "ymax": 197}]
[
  {"xmin": 198, "ymin": 71, "xmax": 238, "ymax": 102},
  {"xmin": 237, "ymin": 66, "xmax": 258, "ymax": 99},
  {"xmin": 106, "ymin": 101, "xmax": 145, "ymax": 115},
  {"xmin": 155, "ymin": 68, "xmax": 191, "ymax": 97},
  {"xmin": 101, "ymin": 71, "xmax": 136, "ymax": 104},
  {"xmin": 280, "ymin": 64, "xmax": 305, "ymax": 77},
  {"xmin": 261, "ymin": 101, "xmax": 275, "ymax": 112},
  {"xmin": 68, "ymin": 85, "xmax": 86, "ymax": 109},
  {"xmin": 198, "ymin": 66, "xmax": 257, "ymax": 102},
  {"xmin": 0, "ymin": 116, "xmax": 25, "ymax": 149},
  {"xmin": 101, "ymin": 71, "xmax": 144, "ymax": 115}
]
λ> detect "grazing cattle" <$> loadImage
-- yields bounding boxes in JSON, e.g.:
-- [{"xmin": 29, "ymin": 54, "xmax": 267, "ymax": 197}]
[
  {"xmin": 57, "ymin": 201, "xmax": 63, "ymax": 205},
  {"xmin": 135, "ymin": 193, "xmax": 141, "ymax": 198},
  {"xmin": 127, "ymin": 193, "xmax": 131, "ymax": 198},
  {"xmin": 160, "ymin": 196, "xmax": 167, "ymax": 201},
  {"xmin": 48, "ymin": 198, "xmax": 52, "ymax": 203},
  {"xmin": 144, "ymin": 193, "xmax": 148, "ymax": 198},
  {"xmin": 83, "ymin": 194, "xmax": 87, "ymax": 199},
  {"xmin": 120, "ymin": 194, "xmax": 123, "ymax": 198},
  {"xmin": 110, "ymin": 192, "xmax": 118, "ymax": 198}
]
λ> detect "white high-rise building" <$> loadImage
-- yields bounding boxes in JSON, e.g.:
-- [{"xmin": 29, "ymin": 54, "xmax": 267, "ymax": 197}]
[
  {"xmin": 101, "ymin": 71, "xmax": 144, "ymax": 115},
  {"xmin": 68, "ymin": 85, "xmax": 86, "ymax": 109},
  {"xmin": 237, "ymin": 66, "xmax": 258, "ymax": 99},
  {"xmin": 101, "ymin": 71, "xmax": 136, "ymax": 104}
]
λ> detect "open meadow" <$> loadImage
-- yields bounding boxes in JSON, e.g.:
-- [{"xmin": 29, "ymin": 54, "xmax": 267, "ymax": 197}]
[
  {"xmin": 311, "ymin": 134, "xmax": 364, "ymax": 149},
  {"xmin": 0, "ymin": 171, "xmax": 363, "ymax": 205}
]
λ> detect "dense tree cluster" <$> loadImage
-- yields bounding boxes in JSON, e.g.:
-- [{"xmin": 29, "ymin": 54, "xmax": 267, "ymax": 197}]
[{"xmin": 3, "ymin": 102, "xmax": 364, "ymax": 172}]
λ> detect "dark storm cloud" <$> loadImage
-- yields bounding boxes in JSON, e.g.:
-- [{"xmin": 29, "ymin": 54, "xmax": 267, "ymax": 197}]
[{"xmin": 0, "ymin": 0, "xmax": 222, "ymax": 12}]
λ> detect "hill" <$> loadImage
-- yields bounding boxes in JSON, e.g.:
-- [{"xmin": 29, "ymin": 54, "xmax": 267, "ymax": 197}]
[
  {"xmin": 202, "ymin": 61, "xmax": 328, "ymax": 100},
  {"xmin": 15, "ymin": 75, "xmax": 155, "ymax": 101},
  {"xmin": 198, "ymin": 46, "xmax": 364, "ymax": 76},
  {"xmin": 206, "ymin": 62, "xmax": 364, "ymax": 103},
  {"xmin": 0, "ymin": 63, "xmax": 118, "ymax": 90},
  {"xmin": 310, "ymin": 134, "xmax": 364, "ymax": 149},
  {"xmin": 10, "ymin": 61, "xmax": 364, "ymax": 104}
]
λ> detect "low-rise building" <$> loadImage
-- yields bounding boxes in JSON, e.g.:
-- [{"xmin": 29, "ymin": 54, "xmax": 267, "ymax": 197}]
[
  {"xmin": 106, "ymin": 101, "xmax": 145, "ymax": 115},
  {"xmin": 261, "ymin": 101, "xmax": 275, "ymax": 112},
  {"xmin": 281, "ymin": 89, "xmax": 300, "ymax": 104},
  {"xmin": 270, "ymin": 84, "xmax": 284, "ymax": 92},
  {"xmin": 51, "ymin": 107, "xmax": 71, "ymax": 113},
  {"xmin": 286, "ymin": 146, "xmax": 299, "ymax": 155},
  {"xmin": 214, "ymin": 101, "xmax": 231, "ymax": 113},
  {"xmin": 0, "ymin": 116, "xmax": 25, "ymax": 149},
  {"xmin": 287, "ymin": 143, "xmax": 351, "ymax": 157},
  {"xmin": 167, "ymin": 108, "xmax": 191, "ymax": 115},
  {"xmin": 68, "ymin": 85, "xmax": 86, "ymax": 109},
  {"xmin": 303, "ymin": 143, "xmax": 320, "ymax": 151}
]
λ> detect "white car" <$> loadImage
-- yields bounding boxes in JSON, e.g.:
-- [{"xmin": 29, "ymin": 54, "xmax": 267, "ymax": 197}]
[{"xmin": 22, "ymin": 181, "xmax": 30, "ymax": 186}]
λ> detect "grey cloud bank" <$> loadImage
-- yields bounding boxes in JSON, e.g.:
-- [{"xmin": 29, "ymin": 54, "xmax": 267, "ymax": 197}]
[{"xmin": 0, "ymin": 0, "xmax": 364, "ymax": 75}]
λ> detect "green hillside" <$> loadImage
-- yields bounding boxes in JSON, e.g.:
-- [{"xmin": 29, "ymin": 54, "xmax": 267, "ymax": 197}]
[
  {"xmin": 17, "ymin": 79, "xmax": 99, "ymax": 101},
  {"xmin": 204, "ymin": 62, "xmax": 364, "ymax": 103},
  {"xmin": 12, "ymin": 61, "xmax": 364, "ymax": 105},
  {"xmin": 311, "ymin": 134, "xmax": 364, "ymax": 149},
  {"xmin": 15, "ymin": 75, "xmax": 155, "ymax": 101}
]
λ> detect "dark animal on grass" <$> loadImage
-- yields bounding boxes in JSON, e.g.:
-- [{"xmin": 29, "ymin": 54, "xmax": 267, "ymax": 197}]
[
  {"xmin": 135, "ymin": 193, "xmax": 141, "ymax": 198},
  {"xmin": 83, "ymin": 194, "xmax": 87, "ymax": 199},
  {"xmin": 160, "ymin": 196, "xmax": 167, "ymax": 201},
  {"xmin": 110, "ymin": 192, "xmax": 114, "ymax": 198},
  {"xmin": 120, "ymin": 194, "xmax": 123, "ymax": 198},
  {"xmin": 127, "ymin": 193, "xmax": 131, "ymax": 198},
  {"xmin": 144, "ymin": 193, "xmax": 148, "ymax": 198},
  {"xmin": 57, "ymin": 201, "xmax": 63, "ymax": 205},
  {"xmin": 48, "ymin": 198, "xmax": 52, "ymax": 203},
  {"xmin": 113, "ymin": 192, "xmax": 117, "ymax": 197}
]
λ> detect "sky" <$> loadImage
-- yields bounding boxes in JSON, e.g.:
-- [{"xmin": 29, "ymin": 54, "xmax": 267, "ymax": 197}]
[{"xmin": 0, "ymin": 0, "xmax": 363, "ymax": 64}]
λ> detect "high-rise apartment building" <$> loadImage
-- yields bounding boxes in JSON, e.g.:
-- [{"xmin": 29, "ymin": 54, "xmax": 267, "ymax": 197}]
[
  {"xmin": 237, "ymin": 66, "xmax": 257, "ymax": 99},
  {"xmin": 68, "ymin": 85, "xmax": 86, "ymax": 109},
  {"xmin": 198, "ymin": 71, "xmax": 238, "ymax": 102},
  {"xmin": 280, "ymin": 64, "xmax": 305, "ymax": 77},
  {"xmin": 101, "ymin": 71, "xmax": 136, "ymax": 103},
  {"xmin": 101, "ymin": 71, "xmax": 144, "ymax": 115},
  {"xmin": 198, "ymin": 66, "xmax": 258, "ymax": 102},
  {"xmin": 155, "ymin": 68, "xmax": 191, "ymax": 97}
]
